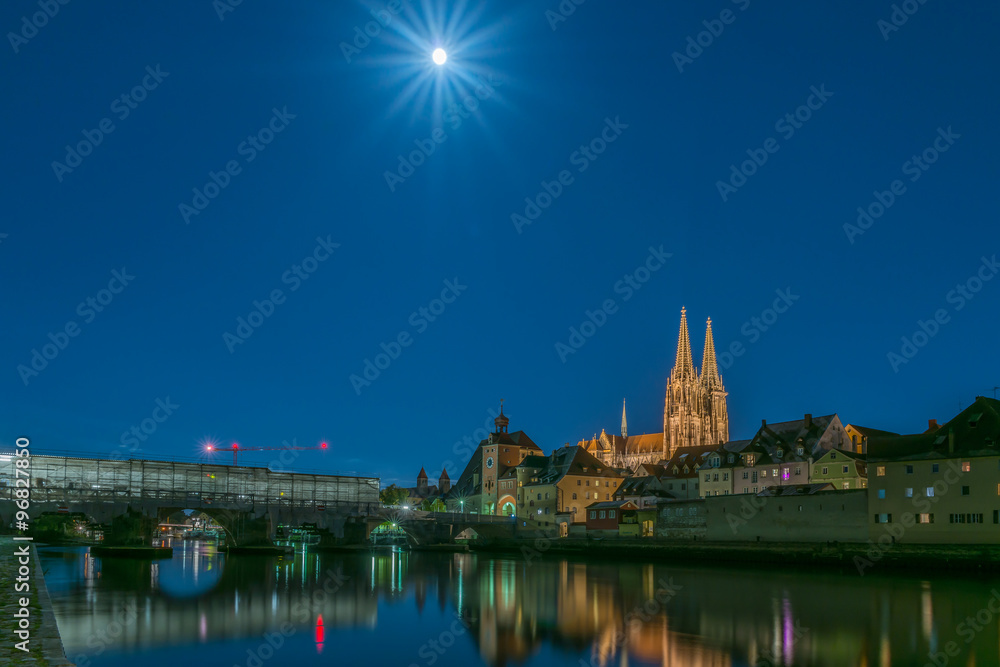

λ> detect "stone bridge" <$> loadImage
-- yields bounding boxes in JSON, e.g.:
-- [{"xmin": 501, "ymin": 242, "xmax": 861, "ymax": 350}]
[
  {"xmin": 380, "ymin": 509, "xmax": 518, "ymax": 546},
  {"xmin": 0, "ymin": 453, "xmax": 380, "ymax": 547}
]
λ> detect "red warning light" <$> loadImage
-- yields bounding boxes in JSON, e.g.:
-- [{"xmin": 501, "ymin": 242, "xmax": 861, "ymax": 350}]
[{"xmin": 320, "ymin": 443, "xmax": 328, "ymax": 449}]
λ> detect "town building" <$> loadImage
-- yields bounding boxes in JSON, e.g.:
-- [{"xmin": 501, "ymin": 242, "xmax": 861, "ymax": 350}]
[
  {"xmin": 811, "ymin": 448, "xmax": 866, "ymax": 490},
  {"xmin": 845, "ymin": 424, "xmax": 899, "ymax": 455},
  {"xmin": 585, "ymin": 500, "xmax": 642, "ymax": 536},
  {"xmin": 446, "ymin": 403, "xmax": 543, "ymax": 515},
  {"xmin": 867, "ymin": 396, "xmax": 1000, "ymax": 544},
  {"xmin": 520, "ymin": 445, "xmax": 625, "ymax": 527},
  {"xmin": 402, "ymin": 467, "xmax": 451, "ymax": 508}
]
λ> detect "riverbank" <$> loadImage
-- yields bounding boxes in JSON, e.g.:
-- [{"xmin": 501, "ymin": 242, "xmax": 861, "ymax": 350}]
[
  {"xmin": 0, "ymin": 537, "xmax": 74, "ymax": 666},
  {"xmin": 469, "ymin": 538, "xmax": 1000, "ymax": 573}
]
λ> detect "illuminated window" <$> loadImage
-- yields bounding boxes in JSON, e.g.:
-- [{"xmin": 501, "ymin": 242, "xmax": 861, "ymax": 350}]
[
  {"xmin": 918, "ymin": 513, "xmax": 933, "ymax": 524},
  {"xmin": 772, "ymin": 468, "xmax": 779, "ymax": 477},
  {"xmin": 926, "ymin": 487, "xmax": 934, "ymax": 497},
  {"xmin": 877, "ymin": 489, "xmax": 885, "ymax": 499},
  {"xmin": 905, "ymin": 488, "xmax": 913, "ymax": 497},
  {"xmin": 877, "ymin": 466, "xmax": 886, "ymax": 477},
  {"xmin": 962, "ymin": 461, "xmax": 971, "ymax": 472},
  {"xmin": 782, "ymin": 468, "xmax": 790, "ymax": 481}
]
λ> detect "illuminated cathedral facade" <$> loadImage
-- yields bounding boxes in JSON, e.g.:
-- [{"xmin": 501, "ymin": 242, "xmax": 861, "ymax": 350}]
[{"xmin": 580, "ymin": 308, "xmax": 730, "ymax": 471}]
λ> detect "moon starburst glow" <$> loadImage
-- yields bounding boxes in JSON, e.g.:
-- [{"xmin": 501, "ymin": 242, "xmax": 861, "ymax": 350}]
[{"xmin": 432, "ymin": 48, "xmax": 447, "ymax": 65}]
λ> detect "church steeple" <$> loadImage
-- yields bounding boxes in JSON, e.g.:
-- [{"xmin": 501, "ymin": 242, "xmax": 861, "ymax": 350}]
[
  {"xmin": 673, "ymin": 307, "xmax": 696, "ymax": 379},
  {"xmin": 494, "ymin": 399, "xmax": 509, "ymax": 434},
  {"xmin": 621, "ymin": 399, "xmax": 628, "ymax": 438},
  {"xmin": 700, "ymin": 318, "xmax": 722, "ymax": 389}
]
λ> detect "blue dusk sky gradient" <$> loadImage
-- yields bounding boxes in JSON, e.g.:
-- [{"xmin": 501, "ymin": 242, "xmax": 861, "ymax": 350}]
[{"xmin": 2, "ymin": 0, "xmax": 998, "ymax": 486}]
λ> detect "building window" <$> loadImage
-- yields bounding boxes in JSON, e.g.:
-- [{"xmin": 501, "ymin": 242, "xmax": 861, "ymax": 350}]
[
  {"xmin": 994, "ymin": 510, "xmax": 999, "ymax": 524},
  {"xmin": 918, "ymin": 513, "xmax": 933, "ymax": 524},
  {"xmin": 842, "ymin": 482, "xmax": 849, "ymax": 490},
  {"xmin": 782, "ymin": 468, "xmax": 790, "ymax": 481},
  {"xmin": 605, "ymin": 494, "xmax": 610, "ymax": 500},
  {"xmin": 877, "ymin": 489, "xmax": 886, "ymax": 499},
  {"xmin": 874, "ymin": 513, "xmax": 892, "ymax": 524},
  {"xmin": 905, "ymin": 488, "xmax": 913, "ymax": 497},
  {"xmin": 932, "ymin": 464, "xmax": 940, "ymax": 473},
  {"xmin": 599, "ymin": 510, "xmax": 606, "ymax": 519},
  {"xmin": 688, "ymin": 507, "xmax": 697, "ymax": 516},
  {"xmin": 713, "ymin": 474, "xmax": 719, "ymax": 482},
  {"xmin": 680, "ymin": 484, "xmax": 686, "ymax": 491},
  {"xmin": 572, "ymin": 493, "xmax": 577, "ymax": 500},
  {"xmin": 794, "ymin": 467, "xmax": 801, "ymax": 476},
  {"xmin": 704, "ymin": 473, "xmax": 710, "ymax": 482},
  {"xmin": 723, "ymin": 473, "xmax": 729, "ymax": 481},
  {"xmin": 545, "ymin": 507, "xmax": 550, "ymax": 514},
  {"xmin": 877, "ymin": 466, "xmax": 886, "ymax": 477},
  {"xmin": 585, "ymin": 492, "xmax": 590, "ymax": 499},
  {"xmin": 831, "ymin": 452, "xmax": 837, "ymax": 459},
  {"xmin": 577, "ymin": 480, "xmax": 581, "ymax": 486},
  {"xmin": 537, "ymin": 493, "xmax": 541, "ymax": 500},
  {"xmin": 609, "ymin": 510, "xmax": 616, "ymax": 518},
  {"xmin": 752, "ymin": 486, "xmax": 758, "ymax": 493},
  {"xmin": 822, "ymin": 467, "xmax": 829, "ymax": 475},
  {"xmin": 842, "ymin": 465, "xmax": 850, "ymax": 473},
  {"xmin": 962, "ymin": 486, "xmax": 970, "ymax": 496},
  {"xmin": 590, "ymin": 511, "xmax": 596, "ymax": 519},
  {"xmin": 962, "ymin": 461, "xmax": 971, "ymax": 472},
  {"xmin": 950, "ymin": 513, "xmax": 985, "ymax": 524},
  {"xmin": 586, "ymin": 480, "xmax": 591, "ymax": 486},
  {"xmin": 743, "ymin": 472, "xmax": 749, "ymax": 479},
  {"xmin": 906, "ymin": 465, "xmax": 914, "ymax": 474},
  {"xmin": 926, "ymin": 487, "xmax": 934, "ymax": 497}
]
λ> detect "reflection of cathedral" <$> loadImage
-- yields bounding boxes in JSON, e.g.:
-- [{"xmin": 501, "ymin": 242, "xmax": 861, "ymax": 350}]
[{"xmin": 582, "ymin": 308, "xmax": 729, "ymax": 471}]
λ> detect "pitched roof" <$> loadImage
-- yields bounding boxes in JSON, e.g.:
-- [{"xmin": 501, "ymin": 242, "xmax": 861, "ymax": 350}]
[
  {"xmin": 484, "ymin": 430, "xmax": 542, "ymax": 450},
  {"xmin": 848, "ymin": 425, "xmax": 900, "ymax": 439},
  {"xmin": 868, "ymin": 397, "xmax": 1000, "ymax": 462},
  {"xmin": 417, "ymin": 467, "xmax": 428, "ymax": 480},
  {"xmin": 585, "ymin": 499, "xmax": 638, "ymax": 511},
  {"xmin": 438, "ymin": 468, "xmax": 450, "ymax": 481},
  {"xmin": 526, "ymin": 446, "xmax": 623, "ymax": 486}
]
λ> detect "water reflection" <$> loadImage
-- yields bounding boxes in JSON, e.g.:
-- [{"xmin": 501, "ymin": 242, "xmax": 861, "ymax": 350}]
[{"xmin": 38, "ymin": 542, "xmax": 1000, "ymax": 667}]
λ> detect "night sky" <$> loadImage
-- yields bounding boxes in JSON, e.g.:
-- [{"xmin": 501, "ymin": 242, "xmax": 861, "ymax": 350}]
[{"xmin": 3, "ymin": 0, "xmax": 997, "ymax": 486}]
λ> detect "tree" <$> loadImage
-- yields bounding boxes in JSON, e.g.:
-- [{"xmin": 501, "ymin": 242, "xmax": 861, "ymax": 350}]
[
  {"xmin": 420, "ymin": 498, "xmax": 446, "ymax": 512},
  {"xmin": 379, "ymin": 484, "xmax": 408, "ymax": 506}
]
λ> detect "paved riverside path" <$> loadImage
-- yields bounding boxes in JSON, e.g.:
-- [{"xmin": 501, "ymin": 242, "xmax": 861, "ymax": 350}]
[{"xmin": 0, "ymin": 537, "xmax": 74, "ymax": 666}]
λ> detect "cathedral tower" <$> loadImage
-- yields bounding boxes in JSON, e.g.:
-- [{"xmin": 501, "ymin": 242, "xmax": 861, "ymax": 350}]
[
  {"xmin": 662, "ymin": 309, "xmax": 729, "ymax": 460},
  {"xmin": 699, "ymin": 318, "xmax": 729, "ymax": 447},
  {"xmin": 663, "ymin": 308, "xmax": 703, "ymax": 459}
]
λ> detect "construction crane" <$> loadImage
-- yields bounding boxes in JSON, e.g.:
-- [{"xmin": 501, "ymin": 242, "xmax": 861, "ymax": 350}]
[{"xmin": 205, "ymin": 442, "xmax": 328, "ymax": 466}]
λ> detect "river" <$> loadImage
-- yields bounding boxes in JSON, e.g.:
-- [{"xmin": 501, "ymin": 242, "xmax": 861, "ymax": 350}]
[{"xmin": 37, "ymin": 540, "xmax": 1000, "ymax": 667}]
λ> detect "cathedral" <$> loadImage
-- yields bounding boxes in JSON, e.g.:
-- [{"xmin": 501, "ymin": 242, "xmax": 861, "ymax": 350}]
[{"xmin": 580, "ymin": 308, "xmax": 730, "ymax": 471}]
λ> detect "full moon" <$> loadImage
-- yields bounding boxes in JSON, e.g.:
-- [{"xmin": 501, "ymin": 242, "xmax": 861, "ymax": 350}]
[{"xmin": 432, "ymin": 48, "xmax": 447, "ymax": 65}]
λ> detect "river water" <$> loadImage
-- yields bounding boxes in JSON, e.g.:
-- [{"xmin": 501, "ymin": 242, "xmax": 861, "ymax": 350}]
[{"xmin": 37, "ymin": 541, "xmax": 1000, "ymax": 667}]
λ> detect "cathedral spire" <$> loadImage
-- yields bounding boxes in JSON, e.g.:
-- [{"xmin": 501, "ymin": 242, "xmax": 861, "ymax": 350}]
[
  {"xmin": 700, "ymin": 317, "xmax": 722, "ymax": 388},
  {"xmin": 621, "ymin": 399, "xmax": 627, "ymax": 437},
  {"xmin": 673, "ymin": 307, "xmax": 695, "ymax": 379}
]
